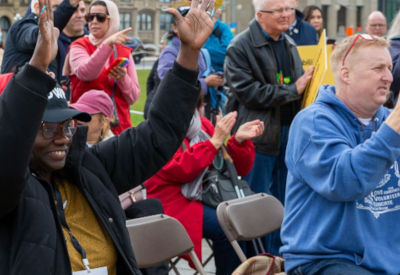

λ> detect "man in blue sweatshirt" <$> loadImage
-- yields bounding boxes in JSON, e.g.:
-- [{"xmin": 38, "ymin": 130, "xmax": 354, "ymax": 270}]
[{"xmin": 281, "ymin": 34, "xmax": 400, "ymax": 274}]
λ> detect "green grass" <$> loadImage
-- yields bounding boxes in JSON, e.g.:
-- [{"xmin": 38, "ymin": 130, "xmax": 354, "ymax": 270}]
[{"xmin": 130, "ymin": 69, "xmax": 150, "ymax": 126}]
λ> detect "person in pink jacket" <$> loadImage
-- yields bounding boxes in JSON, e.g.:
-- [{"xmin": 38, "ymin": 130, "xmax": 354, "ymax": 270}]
[
  {"xmin": 146, "ymin": 109, "xmax": 264, "ymax": 275},
  {"xmin": 64, "ymin": 0, "xmax": 140, "ymax": 135}
]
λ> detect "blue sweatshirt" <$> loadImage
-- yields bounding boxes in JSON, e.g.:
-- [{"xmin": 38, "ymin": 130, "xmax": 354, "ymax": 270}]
[{"xmin": 281, "ymin": 85, "xmax": 400, "ymax": 274}]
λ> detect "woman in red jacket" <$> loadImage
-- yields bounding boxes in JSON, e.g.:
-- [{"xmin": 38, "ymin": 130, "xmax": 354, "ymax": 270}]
[
  {"xmin": 65, "ymin": 0, "xmax": 140, "ymax": 135},
  {"xmin": 146, "ymin": 109, "xmax": 264, "ymax": 275}
]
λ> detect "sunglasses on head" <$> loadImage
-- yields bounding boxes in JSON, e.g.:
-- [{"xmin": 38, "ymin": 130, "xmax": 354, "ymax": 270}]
[
  {"xmin": 342, "ymin": 34, "xmax": 374, "ymax": 66},
  {"xmin": 41, "ymin": 119, "xmax": 77, "ymax": 140},
  {"xmin": 85, "ymin": 13, "xmax": 109, "ymax": 23}
]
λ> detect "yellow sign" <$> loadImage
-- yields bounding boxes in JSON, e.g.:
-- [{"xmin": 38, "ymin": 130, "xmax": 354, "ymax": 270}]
[
  {"xmin": 323, "ymin": 44, "xmax": 334, "ymax": 85},
  {"xmin": 297, "ymin": 30, "xmax": 331, "ymax": 108}
]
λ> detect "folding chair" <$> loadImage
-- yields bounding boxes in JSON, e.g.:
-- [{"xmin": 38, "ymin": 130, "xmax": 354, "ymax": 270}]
[
  {"xmin": 216, "ymin": 193, "xmax": 284, "ymax": 262},
  {"xmin": 126, "ymin": 214, "xmax": 205, "ymax": 275}
]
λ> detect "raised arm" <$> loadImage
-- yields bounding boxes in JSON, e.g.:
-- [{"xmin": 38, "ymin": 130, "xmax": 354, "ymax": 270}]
[
  {"xmin": 92, "ymin": 0, "xmax": 223, "ymax": 193},
  {"xmin": 0, "ymin": 0, "xmax": 58, "ymax": 217}
]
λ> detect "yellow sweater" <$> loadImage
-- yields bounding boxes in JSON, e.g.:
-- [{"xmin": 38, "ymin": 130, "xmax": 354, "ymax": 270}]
[{"xmin": 56, "ymin": 179, "xmax": 117, "ymax": 274}]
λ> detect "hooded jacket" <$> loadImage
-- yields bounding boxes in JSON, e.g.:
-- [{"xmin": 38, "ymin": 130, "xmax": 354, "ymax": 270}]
[
  {"xmin": 281, "ymin": 85, "xmax": 400, "ymax": 274},
  {"xmin": 0, "ymin": 62, "xmax": 200, "ymax": 274}
]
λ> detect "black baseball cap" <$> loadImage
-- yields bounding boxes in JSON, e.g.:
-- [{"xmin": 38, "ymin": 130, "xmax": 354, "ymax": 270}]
[{"xmin": 42, "ymin": 85, "xmax": 91, "ymax": 123}]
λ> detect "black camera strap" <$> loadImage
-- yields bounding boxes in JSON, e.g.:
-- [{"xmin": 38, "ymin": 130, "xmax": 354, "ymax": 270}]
[{"xmin": 54, "ymin": 186, "xmax": 91, "ymax": 272}]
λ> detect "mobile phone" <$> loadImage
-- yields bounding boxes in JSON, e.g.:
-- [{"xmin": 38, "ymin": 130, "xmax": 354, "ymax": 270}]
[{"xmin": 105, "ymin": 57, "xmax": 129, "ymax": 75}]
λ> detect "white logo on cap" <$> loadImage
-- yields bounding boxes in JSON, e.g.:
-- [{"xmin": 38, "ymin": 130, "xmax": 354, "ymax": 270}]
[{"xmin": 48, "ymin": 87, "xmax": 66, "ymax": 100}]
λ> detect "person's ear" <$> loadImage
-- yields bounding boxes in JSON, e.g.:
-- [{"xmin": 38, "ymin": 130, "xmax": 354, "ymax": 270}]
[
  {"xmin": 34, "ymin": 2, "xmax": 40, "ymax": 15},
  {"xmin": 340, "ymin": 66, "xmax": 350, "ymax": 84}
]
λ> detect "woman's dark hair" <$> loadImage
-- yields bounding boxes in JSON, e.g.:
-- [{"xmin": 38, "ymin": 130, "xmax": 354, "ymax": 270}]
[
  {"xmin": 90, "ymin": 0, "xmax": 109, "ymax": 15},
  {"xmin": 303, "ymin": 5, "xmax": 322, "ymax": 23}
]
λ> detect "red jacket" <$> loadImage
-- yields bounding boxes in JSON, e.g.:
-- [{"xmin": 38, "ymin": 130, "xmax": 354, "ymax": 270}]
[
  {"xmin": 145, "ymin": 117, "xmax": 255, "ymax": 263},
  {"xmin": 69, "ymin": 37, "xmax": 132, "ymax": 135}
]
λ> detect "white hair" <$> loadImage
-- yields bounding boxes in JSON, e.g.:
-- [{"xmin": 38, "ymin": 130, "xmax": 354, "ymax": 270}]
[
  {"xmin": 31, "ymin": 0, "xmax": 39, "ymax": 14},
  {"xmin": 252, "ymin": 0, "xmax": 269, "ymax": 12}
]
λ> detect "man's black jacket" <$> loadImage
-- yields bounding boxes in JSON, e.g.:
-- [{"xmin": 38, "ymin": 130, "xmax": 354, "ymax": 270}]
[
  {"xmin": 0, "ymin": 62, "xmax": 200, "ymax": 274},
  {"xmin": 225, "ymin": 19, "xmax": 304, "ymax": 155},
  {"xmin": 1, "ymin": 0, "xmax": 76, "ymax": 76}
]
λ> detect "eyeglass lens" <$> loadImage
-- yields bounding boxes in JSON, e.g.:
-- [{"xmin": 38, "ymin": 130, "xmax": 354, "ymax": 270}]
[
  {"xmin": 42, "ymin": 120, "xmax": 77, "ymax": 140},
  {"xmin": 260, "ymin": 7, "xmax": 294, "ymax": 15}
]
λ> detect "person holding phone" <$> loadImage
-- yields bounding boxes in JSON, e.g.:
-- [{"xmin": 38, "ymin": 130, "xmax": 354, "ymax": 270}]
[
  {"xmin": 64, "ymin": 0, "xmax": 140, "ymax": 135},
  {"xmin": 0, "ymin": 0, "xmax": 221, "ymax": 273}
]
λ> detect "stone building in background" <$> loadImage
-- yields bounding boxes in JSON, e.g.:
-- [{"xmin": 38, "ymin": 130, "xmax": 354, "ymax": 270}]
[{"xmin": 2, "ymin": 0, "xmax": 400, "ymax": 47}]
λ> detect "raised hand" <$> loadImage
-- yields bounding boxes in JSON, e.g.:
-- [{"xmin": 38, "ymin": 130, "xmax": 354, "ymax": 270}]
[
  {"xmin": 105, "ymin": 28, "xmax": 132, "ymax": 47},
  {"xmin": 235, "ymin": 120, "xmax": 264, "ymax": 143},
  {"xmin": 29, "ymin": 0, "xmax": 60, "ymax": 72},
  {"xmin": 166, "ymin": 0, "xmax": 222, "ymax": 70},
  {"xmin": 209, "ymin": 111, "xmax": 237, "ymax": 149},
  {"xmin": 384, "ymin": 95, "xmax": 400, "ymax": 133},
  {"xmin": 166, "ymin": 0, "xmax": 221, "ymax": 51}
]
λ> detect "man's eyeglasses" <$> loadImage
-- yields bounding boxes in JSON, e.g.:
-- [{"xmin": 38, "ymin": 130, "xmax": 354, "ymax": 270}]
[
  {"xmin": 41, "ymin": 120, "xmax": 77, "ymax": 140},
  {"xmin": 342, "ymin": 34, "xmax": 374, "ymax": 66},
  {"xmin": 369, "ymin": 24, "xmax": 386, "ymax": 28},
  {"xmin": 85, "ymin": 13, "xmax": 110, "ymax": 23},
  {"xmin": 259, "ymin": 7, "xmax": 294, "ymax": 16}
]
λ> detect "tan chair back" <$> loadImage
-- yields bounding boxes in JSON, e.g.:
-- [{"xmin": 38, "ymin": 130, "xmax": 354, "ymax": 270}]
[
  {"xmin": 216, "ymin": 193, "xmax": 284, "ymax": 262},
  {"xmin": 126, "ymin": 214, "xmax": 205, "ymax": 274}
]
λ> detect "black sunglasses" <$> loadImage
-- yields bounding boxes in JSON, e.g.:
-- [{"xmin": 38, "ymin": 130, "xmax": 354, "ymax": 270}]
[{"xmin": 85, "ymin": 13, "xmax": 110, "ymax": 23}]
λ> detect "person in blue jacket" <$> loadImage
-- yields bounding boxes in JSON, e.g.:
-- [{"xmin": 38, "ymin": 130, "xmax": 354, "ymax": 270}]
[
  {"xmin": 203, "ymin": 19, "xmax": 233, "ymax": 73},
  {"xmin": 281, "ymin": 34, "xmax": 400, "ymax": 274},
  {"xmin": 285, "ymin": 0, "xmax": 317, "ymax": 46}
]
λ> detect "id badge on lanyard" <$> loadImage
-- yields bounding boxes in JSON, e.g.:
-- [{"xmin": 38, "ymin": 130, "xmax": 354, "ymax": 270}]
[{"xmin": 73, "ymin": 266, "xmax": 108, "ymax": 275}]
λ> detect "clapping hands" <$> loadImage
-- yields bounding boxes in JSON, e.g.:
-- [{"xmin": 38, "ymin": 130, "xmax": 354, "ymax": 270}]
[{"xmin": 235, "ymin": 120, "xmax": 264, "ymax": 143}]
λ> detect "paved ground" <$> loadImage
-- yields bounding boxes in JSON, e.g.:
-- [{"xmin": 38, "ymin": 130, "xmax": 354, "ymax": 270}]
[{"xmin": 170, "ymin": 239, "xmax": 216, "ymax": 274}]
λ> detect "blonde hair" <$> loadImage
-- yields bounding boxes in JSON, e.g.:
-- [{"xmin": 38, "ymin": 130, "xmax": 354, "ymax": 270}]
[
  {"xmin": 252, "ymin": 0, "xmax": 269, "ymax": 12},
  {"xmin": 330, "ymin": 34, "xmax": 388, "ymax": 74}
]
